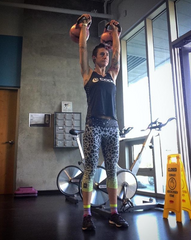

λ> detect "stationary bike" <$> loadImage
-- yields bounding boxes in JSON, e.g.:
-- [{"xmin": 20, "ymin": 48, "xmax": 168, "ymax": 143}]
[
  {"xmin": 116, "ymin": 117, "xmax": 176, "ymax": 212},
  {"xmin": 56, "ymin": 126, "xmax": 135, "ymax": 207}
]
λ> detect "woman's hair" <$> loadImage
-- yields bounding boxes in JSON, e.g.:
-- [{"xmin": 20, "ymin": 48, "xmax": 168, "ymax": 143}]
[{"xmin": 92, "ymin": 43, "xmax": 108, "ymax": 58}]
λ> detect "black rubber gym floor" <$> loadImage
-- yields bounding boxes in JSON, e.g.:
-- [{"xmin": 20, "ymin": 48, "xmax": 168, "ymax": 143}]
[{"xmin": 0, "ymin": 193, "xmax": 190, "ymax": 240}]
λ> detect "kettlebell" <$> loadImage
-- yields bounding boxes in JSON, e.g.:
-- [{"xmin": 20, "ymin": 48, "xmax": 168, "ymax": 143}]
[
  {"xmin": 69, "ymin": 14, "xmax": 92, "ymax": 43},
  {"xmin": 100, "ymin": 22, "xmax": 121, "ymax": 50}
]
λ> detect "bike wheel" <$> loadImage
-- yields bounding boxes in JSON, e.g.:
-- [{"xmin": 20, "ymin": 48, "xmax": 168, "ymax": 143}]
[
  {"xmin": 79, "ymin": 166, "xmax": 109, "ymax": 207},
  {"xmin": 117, "ymin": 170, "xmax": 137, "ymax": 200},
  {"xmin": 57, "ymin": 165, "xmax": 83, "ymax": 196}
]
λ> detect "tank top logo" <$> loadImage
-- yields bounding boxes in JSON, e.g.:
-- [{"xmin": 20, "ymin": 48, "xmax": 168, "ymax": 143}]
[
  {"xmin": 92, "ymin": 78, "xmax": 99, "ymax": 83},
  {"xmin": 92, "ymin": 77, "xmax": 114, "ymax": 84},
  {"xmin": 100, "ymin": 78, "xmax": 113, "ymax": 83}
]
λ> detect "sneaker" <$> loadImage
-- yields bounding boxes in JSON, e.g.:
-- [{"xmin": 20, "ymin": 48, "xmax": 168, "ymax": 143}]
[
  {"xmin": 109, "ymin": 213, "xmax": 129, "ymax": 228},
  {"xmin": 82, "ymin": 215, "xmax": 96, "ymax": 231}
]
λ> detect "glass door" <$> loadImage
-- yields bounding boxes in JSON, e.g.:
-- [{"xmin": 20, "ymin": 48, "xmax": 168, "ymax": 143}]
[
  {"xmin": 149, "ymin": 11, "xmax": 178, "ymax": 195},
  {"xmin": 179, "ymin": 39, "xmax": 191, "ymax": 161},
  {"xmin": 172, "ymin": 31, "xmax": 191, "ymax": 193}
]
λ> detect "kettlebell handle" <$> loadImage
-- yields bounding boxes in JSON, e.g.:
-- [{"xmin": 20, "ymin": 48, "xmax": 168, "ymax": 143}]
[
  {"xmin": 104, "ymin": 22, "xmax": 121, "ymax": 33},
  {"xmin": 76, "ymin": 14, "xmax": 92, "ymax": 28}
]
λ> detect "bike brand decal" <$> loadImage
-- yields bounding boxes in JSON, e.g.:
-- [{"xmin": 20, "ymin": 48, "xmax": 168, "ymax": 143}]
[{"xmin": 71, "ymin": 179, "xmax": 80, "ymax": 183}]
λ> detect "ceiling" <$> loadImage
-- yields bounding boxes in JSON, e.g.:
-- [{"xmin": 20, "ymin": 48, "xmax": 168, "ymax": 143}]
[
  {"xmin": 0, "ymin": 0, "xmax": 115, "ymax": 20},
  {"xmin": 23, "ymin": 0, "xmax": 110, "ymax": 13}
]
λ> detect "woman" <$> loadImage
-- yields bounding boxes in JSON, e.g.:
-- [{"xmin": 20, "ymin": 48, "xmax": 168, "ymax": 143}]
[{"xmin": 78, "ymin": 14, "xmax": 129, "ymax": 231}]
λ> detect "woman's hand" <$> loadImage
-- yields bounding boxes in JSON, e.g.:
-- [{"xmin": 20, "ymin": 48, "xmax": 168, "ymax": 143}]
[
  {"xmin": 109, "ymin": 20, "xmax": 120, "ymax": 31},
  {"xmin": 77, "ymin": 14, "xmax": 92, "ymax": 28}
]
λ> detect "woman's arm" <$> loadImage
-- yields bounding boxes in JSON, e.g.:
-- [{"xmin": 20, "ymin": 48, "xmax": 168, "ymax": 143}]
[
  {"xmin": 79, "ymin": 15, "xmax": 93, "ymax": 86},
  {"xmin": 108, "ymin": 20, "xmax": 121, "ymax": 83}
]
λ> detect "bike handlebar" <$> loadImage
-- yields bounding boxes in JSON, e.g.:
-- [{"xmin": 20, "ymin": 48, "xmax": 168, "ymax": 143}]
[
  {"xmin": 142, "ymin": 117, "xmax": 176, "ymax": 131},
  {"xmin": 119, "ymin": 127, "xmax": 133, "ymax": 137}
]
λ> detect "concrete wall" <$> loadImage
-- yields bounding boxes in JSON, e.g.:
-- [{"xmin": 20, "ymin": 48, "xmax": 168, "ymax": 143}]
[
  {"xmin": 0, "ymin": 1, "xmax": 103, "ymax": 191},
  {"xmin": 0, "ymin": 4, "xmax": 23, "ymax": 36},
  {"xmin": 1, "ymin": 0, "xmax": 164, "ymax": 190},
  {"xmin": 16, "ymin": 9, "xmax": 103, "ymax": 190}
]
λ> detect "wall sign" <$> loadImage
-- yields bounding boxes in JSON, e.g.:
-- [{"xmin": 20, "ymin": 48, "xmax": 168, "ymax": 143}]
[
  {"xmin": 29, "ymin": 113, "xmax": 51, "ymax": 127},
  {"xmin": 61, "ymin": 101, "xmax": 72, "ymax": 112}
]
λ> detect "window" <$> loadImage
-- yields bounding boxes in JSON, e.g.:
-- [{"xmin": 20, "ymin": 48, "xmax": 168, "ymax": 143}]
[
  {"xmin": 175, "ymin": 0, "xmax": 191, "ymax": 37},
  {"xmin": 123, "ymin": 8, "xmax": 178, "ymax": 197},
  {"xmin": 125, "ymin": 25, "xmax": 150, "ymax": 132}
]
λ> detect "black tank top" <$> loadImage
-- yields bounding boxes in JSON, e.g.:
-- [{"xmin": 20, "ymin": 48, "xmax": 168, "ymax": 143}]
[{"xmin": 84, "ymin": 71, "xmax": 117, "ymax": 120}]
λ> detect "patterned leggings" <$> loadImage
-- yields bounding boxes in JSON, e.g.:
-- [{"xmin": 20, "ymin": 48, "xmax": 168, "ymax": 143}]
[{"xmin": 82, "ymin": 118, "xmax": 119, "ymax": 192}]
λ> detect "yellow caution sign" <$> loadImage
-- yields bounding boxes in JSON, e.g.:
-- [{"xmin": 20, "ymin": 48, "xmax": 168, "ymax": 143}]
[
  {"xmin": 163, "ymin": 154, "xmax": 182, "ymax": 222},
  {"xmin": 163, "ymin": 154, "xmax": 191, "ymax": 222}
]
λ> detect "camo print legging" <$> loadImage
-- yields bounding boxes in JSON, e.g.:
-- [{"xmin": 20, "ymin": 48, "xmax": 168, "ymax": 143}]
[{"xmin": 82, "ymin": 118, "xmax": 119, "ymax": 192}]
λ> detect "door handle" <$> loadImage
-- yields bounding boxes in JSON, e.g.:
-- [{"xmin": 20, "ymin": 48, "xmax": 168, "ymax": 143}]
[{"xmin": 4, "ymin": 140, "xmax": 15, "ymax": 145}]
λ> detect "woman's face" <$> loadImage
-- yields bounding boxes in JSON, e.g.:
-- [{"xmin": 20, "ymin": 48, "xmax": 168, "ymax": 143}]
[{"xmin": 94, "ymin": 48, "xmax": 109, "ymax": 67}]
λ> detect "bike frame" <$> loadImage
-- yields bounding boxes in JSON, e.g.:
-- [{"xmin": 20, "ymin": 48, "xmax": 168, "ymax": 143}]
[
  {"xmin": 129, "ymin": 128, "xmax": 156, "ymax": 175},
  {"xmin": 75, "ymin": 134, "xmax": 85, "ymax": 165},
  {"xmin": 127, "ymin": 118, "xmax": 176, "ymax": 176}
]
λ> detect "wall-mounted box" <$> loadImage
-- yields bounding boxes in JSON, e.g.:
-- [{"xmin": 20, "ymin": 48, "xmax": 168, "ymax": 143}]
[{"xmin": 54, "ymin": 112, "xmax": 81, "ymax": 148}]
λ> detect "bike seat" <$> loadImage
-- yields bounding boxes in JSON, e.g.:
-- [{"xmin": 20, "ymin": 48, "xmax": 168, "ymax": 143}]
[{"xmin": 69, "ymin": 129, "xmax": 84, "ymax": 136}]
